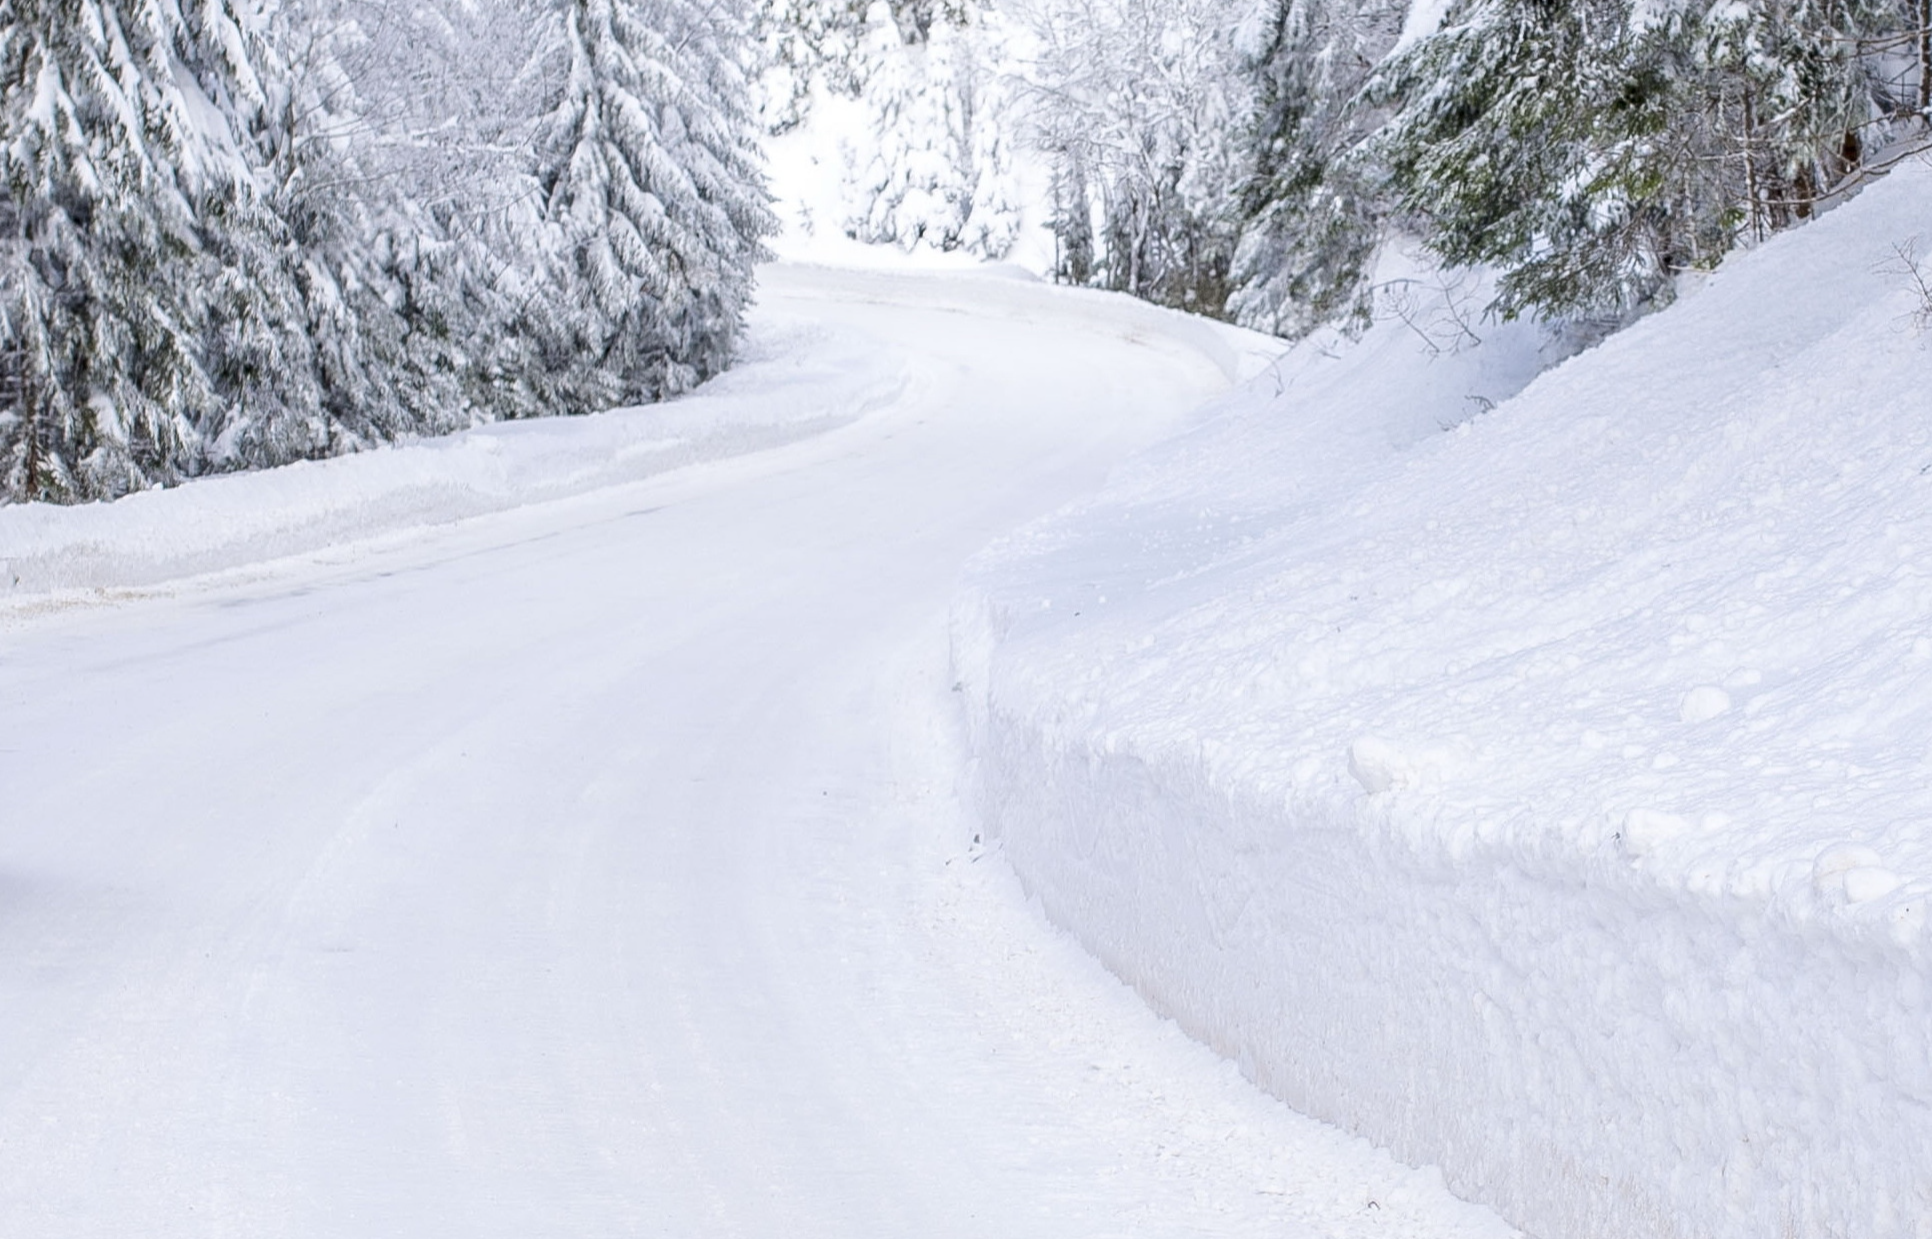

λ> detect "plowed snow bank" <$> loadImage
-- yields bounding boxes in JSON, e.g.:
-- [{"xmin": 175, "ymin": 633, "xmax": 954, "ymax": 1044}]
[
  {"xmin": 0, "ymin": 309, "xmax": 905, "ymax": 600},
  {"xmin": 956, "ymin": 164, "xmax": 1932, "ymax": 1239}
]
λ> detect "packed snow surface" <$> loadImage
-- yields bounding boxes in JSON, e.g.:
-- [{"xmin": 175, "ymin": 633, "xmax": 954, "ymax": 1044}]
[
  {"xmin": 0, "ymin": 265, "xmax": 1511, "ymax": 1238},
  {"xmin": 956, "ymin": 162, "xmax": 1932, "ymax": 1237}
]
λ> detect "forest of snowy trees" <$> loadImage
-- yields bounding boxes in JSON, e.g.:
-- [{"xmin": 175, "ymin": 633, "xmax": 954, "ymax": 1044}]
[
  {"xmin": 4, "ymin": 0, "xmax": 1929, "ymax": 502},
  {"xmin": 1, "ymin": 0, "xmax": 773, "ymax": 501},
  {"xmin": 785, "ymin": 0, "xmax": 1932, "ymax": 329}
]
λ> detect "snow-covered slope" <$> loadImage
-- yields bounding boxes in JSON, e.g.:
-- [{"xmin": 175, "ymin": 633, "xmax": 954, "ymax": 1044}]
[{"xmin": 955, "ymin": 162, "xmax": 1932, "ymax": 1238}]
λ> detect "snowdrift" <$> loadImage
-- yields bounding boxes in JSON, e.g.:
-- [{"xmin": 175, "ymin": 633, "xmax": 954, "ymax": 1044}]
[
  {"xmin": 955, "ymin": 164, "xmax": 1932, "ymax": 1237},
  {"xmin": 0, "ymin": 303, "xmax": 907, "ymax": 601}
]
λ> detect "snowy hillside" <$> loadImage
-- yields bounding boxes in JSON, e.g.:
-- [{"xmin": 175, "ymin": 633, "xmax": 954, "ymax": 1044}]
[{"xmin": 956, "ymin": 159, "xmax": 1932, "ymax": 1237}]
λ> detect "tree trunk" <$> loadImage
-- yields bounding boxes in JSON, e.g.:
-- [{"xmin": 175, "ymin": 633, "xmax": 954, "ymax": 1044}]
[
  {"xmin": 1920, "ymin": 0, "xmax": 1931, "ymax": 120},
  {"xmin": 1742, "ymin": 85, "xmax": 1764, "ymax": 242}
]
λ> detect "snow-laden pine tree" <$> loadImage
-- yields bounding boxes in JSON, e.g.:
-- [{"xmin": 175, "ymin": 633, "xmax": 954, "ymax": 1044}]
[
  {"xmin": 841, "ymin": 0, "xmax": 1023, "ymax": 256},
  {"xmin": 1697, "ymin": 0, "xmax": 1912, "ymax": 233},
  {"xmin": 527, "ymin": 0, "xmax": 776, "ymax": 407},
  {"xmin": 271, "ymin": 0, "xmax": 539, "ymax": 428},
  {"xmin": 1227, "ymin": 0, "xmax": 1405, "ymax": 337},
  {"xmin": 1372, "ymin": 0, "xmax": 1915, "ymax": 322},
  {"xmin": 0, "ymin": 0, "xmax": 322, "ymax": 499},
  {"xmin": 755, "ymin": 0, "xmax": 871, "ymax": 133}
]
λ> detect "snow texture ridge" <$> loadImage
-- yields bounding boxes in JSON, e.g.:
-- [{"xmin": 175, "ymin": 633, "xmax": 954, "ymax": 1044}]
[{"xmin": 955, "ymin": 162, "xmax": 1932, "ymax": 1238}]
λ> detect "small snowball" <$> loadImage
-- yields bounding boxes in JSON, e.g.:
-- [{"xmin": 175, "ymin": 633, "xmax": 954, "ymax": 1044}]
[
  {"xmin": 1347, "ymin": 735, "xmax": 1470, "ymax": 795},
  {"xmin": 1680, "ymin": 685, "xmax": 1733, "ymax": 724},
  {"xmin": 1348, "ymin": 736, "xmax": 1402, "ymax": 795},
  {"xmin": 1843, "ymin": 867, "xmax": 1904, "ymax": 904},
  {"xmin": 1813, "ymin": 844, "xmax": 1884, "ymax": 896},
  {"xmin": 1620, "ymin": 808, "xmax": 1690, "ymax": 856}
]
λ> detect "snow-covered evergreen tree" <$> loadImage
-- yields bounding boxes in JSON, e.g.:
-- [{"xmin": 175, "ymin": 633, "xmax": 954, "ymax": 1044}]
[
  {"xmin": 2, "ymin": 0, "xmax": 781, "ymax": 504},
  {"xmin": 841, "ymin": 0, "xmax": 1023, "ymax": 256},
  {"xmin": 0, "ymin": 0, "xmax": 318, "ymax": 499},
  {"xmin": 755, "ymin": 0, "xmax": 871, "ymax": 132},
  {"xmin": 1700, "ymin": 0, "xmax": 1907, "ymax": 232},
  {"xmin": 1228, "ymin": 0, "xmax": 1405, "ymax": 337},
  {"xmin": 272, "ymin": 0, "xmax": 547, "ymax": 428},
  {"xmin": 528, "ymin": 0, "xmax": 776, "ymax": 405},
  {"xmin": 1371, "ymin": 0, "xmax": 1914, "ymax": 321}
]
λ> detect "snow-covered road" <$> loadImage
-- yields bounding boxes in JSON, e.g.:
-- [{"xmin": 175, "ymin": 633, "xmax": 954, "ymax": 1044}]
[{"xmin": 0, "ymin": 267, "xmax": 1509, "ymax": 1238}]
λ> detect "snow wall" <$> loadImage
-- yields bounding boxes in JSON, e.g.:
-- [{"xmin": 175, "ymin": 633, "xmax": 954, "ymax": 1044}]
[{"xmin": 954, "ymin": 167, "xmax": 1932, "ymax": 1238}]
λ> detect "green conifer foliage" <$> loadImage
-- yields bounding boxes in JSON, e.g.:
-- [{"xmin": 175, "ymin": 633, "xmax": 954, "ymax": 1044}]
[
  {"xmin": 1230, "ymin": 0, "xmax": 1404, "ymax": 337},
  {"xmin": 1372, "ymin": 0, "xmax": 1912, "ymax": 322}
]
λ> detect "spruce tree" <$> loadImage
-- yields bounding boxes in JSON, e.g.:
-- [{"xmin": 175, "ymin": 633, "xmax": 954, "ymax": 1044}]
[
  {"xmin": 529, "ymin": 0, "xmax": 776, "ymax": 407},
  {"xmin": 0, "ymin": 0, "xmax": 278, "ymax": 498},
  {"xmin": 1370, "ymin": 0, "xmax": 1684, "ymax": 320},
  {"xmin": 842, "ymin": 2, "xmax": 1022, "ymax": 256},
  {"xmin": 0, "ymin": 0, "xmax": 443, "ymax": 501},
  {"xmin": 754, "ymin": 0, "xmax": 871, "ymax": 133},
  {"xmin": 1371, "ymin": 0, "xmax": 1912, "ymax": 322},
  {"xmin": 263, "ymin": 0, "xmax": 486, "ymax": 449},
  {"xmin": 1229, "ymin": 0, "xmax": 1405, "ymax": 337},
  {"xmin": 1700, "ymin": 0, "xmax": 1904, "ymax": 232}
]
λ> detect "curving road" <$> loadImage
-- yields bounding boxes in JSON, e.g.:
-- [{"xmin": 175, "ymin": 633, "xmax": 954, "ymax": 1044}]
[{"xmin": 0, "ymin": 266, "xmax": 1511, "ymax": 1239}]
